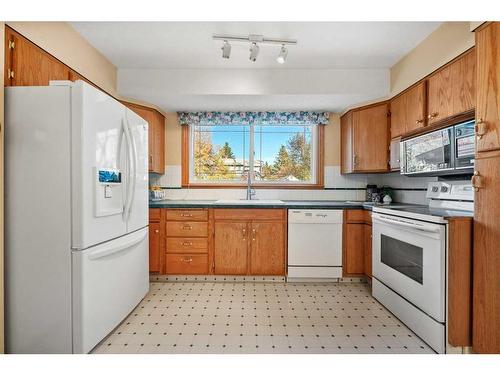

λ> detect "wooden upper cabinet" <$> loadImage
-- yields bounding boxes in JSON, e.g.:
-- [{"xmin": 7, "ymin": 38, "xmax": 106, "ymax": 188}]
[
  {"xmin": 352, "ymin": 103, "xmax": 389, "ymax": 172},
  {"xmin": 405, "ymin": 81, "xmax": 427, "ymax": 133},
  {"xmin": 124, "ymin": 103, "xmax": 166, "ymax": 174},
  {"xmin": 389, "ymin": 93, "xmax": 407, "ymax": 138},
  {"xmin": 427, "ymin": 49, "xmax": 476, "ymax": 126},
  {"xmin": 340, "ymin": 111, "xmax": 353, "ymax": 174},
  {"xmin": 476, "ymin": 23, "xmax": 500, "ymax": 153},
  {"xmin": 249, "ymin": 222, "xmax": 285, "ymax": 275},
  {"xmin": 427, "ymin": 63, "xmax": 454, "ymax": 125},
  {"xmin": 452, "ymin": 48, "xmax": 476, "ymax": 115},
  {"xmin": 5, "ymin": 27, "xmax": 70, "ymax": 87}
]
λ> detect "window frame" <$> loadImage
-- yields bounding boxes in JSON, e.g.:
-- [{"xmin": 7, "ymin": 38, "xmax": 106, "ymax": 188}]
[{"xmin": 181, "ymin": 123, "xmax": 324, "ymax": 189}]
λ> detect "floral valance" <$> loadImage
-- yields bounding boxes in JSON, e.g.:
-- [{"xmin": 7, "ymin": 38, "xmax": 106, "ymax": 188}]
[{"xmin": 177, "ymin": 111, "xmax": 329, "ymax": 126}]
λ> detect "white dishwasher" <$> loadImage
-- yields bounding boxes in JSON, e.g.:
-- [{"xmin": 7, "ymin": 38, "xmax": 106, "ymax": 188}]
[{"xmin": 287, "ymin": 209, "xmax": 343, "ymax": 280}]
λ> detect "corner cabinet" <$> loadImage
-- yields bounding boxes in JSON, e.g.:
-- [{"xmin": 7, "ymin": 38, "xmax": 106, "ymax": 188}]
[
  {"xmin": 123, "ymin": 102, "xmax": 166, "ymax": 174},
  {"xmin": 341, "ymin": 103, "xmax": 390, "ymax": 174}
]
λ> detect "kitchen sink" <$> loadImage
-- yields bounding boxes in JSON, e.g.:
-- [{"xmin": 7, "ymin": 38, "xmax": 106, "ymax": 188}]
[{"xmin": 215, "ymin": 199, "xmax": 285, "ymax": 205}]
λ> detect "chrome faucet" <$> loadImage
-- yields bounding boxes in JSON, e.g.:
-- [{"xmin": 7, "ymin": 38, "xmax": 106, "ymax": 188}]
[{"xmin": 246, "ymin": 170, "xmax": 256, "ymax": 200}]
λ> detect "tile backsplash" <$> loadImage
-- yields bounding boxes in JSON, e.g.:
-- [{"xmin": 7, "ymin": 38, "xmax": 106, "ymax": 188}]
[{"xmin": 149, "ymin": 165, "xmax": 443, "ymax": 205}]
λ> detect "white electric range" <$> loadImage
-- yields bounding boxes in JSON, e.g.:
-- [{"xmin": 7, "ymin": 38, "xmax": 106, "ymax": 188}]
[{"xmin": 371, "ymin": 180, "xmax": 473, "ymax": 354}]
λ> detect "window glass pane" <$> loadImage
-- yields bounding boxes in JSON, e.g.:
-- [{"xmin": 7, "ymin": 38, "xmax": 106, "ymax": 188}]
[
  {"xmin": 192, "ymin": 125, "xmax": 249, "ymax": 181},
  {"xmin": 254, "ymin": 125, "xmax": 313, "ymax": 182},
  {"xmin": 380, "ymin": 234, "xmax": 423, "ymax": 284}
]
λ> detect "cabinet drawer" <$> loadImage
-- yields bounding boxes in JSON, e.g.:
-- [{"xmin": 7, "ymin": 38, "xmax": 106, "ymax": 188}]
[
  {"xmin": 345, "ymin": 209, "xmax": 365, "ymax": 223},
  {"xmin": 166, "ymin": 209, "xmax": 208, "ymax": 221},
  {"xmin": 149, "ymin": 208, "xmax": 161, "ymax": 221},
  {"xmin": 165, "ymin": 254, "xmax": 208, "ymax": 274},
  {"xmin": 214, "ymin": 208, "xmax": 285, "ymax": 221},
  {"xmin": 166, "ymin": 238, "xmax": 208, "ymax": 254},
  {"xmin": 166, "ymin": 221, "xmax": 208, "ymax": 237}
]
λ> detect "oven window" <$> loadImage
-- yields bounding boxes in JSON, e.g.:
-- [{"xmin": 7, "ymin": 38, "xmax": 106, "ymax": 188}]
[{"xmin": 381, "ymin": 235, "xmax": 423, "ymax": 284}]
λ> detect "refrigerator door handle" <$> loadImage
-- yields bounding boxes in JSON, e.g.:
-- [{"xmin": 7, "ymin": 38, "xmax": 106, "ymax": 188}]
[
  {"xmin": 125, "ymin": 112, "xmax": 138, "ymax": 222},
  {"xmin": 88, "ymin": 230, "xmax": 147, "ymax": 260},
  {"xmin": 122, "ymin": 118, "xmax": 134, "ymax": 222}
]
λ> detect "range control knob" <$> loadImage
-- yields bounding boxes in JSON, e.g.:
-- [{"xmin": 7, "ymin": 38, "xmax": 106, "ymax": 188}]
[
  {"xmin": 432, "ymin": 186, "xmax": 439, "ymax": 192},
  {"xmin": 440, "ymin": 186, "xmax": 449, "ymax": 193}
]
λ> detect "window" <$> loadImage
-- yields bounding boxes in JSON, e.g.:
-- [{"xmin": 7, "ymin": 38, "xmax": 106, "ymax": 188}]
[{"xmin": 188, "ymin": 124, "xmax": 320, "ymax": 185}]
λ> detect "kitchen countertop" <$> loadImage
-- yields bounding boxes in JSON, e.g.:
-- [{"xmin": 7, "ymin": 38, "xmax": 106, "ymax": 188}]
[{"xmin": 149, "ymin": 199, "xmax": 414, "ymax": 211}]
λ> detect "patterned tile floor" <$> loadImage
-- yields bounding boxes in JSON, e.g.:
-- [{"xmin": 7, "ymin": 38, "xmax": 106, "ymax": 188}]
[{"xmin": 92, "ymin": 282, "xmax": 435, "ymax": 354}]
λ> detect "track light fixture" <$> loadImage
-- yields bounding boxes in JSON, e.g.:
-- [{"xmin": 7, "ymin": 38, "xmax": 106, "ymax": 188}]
[
  {"xmin": 213, "ymin": 34, "xmax": 296, "ymax": 64},
  {"xmin": 221, "ymin": 40, "xmax": 231, "ymax": 59},
  {"xmin": 249, "ymin": 43, "xmax": 259, "ymax": 62},
  {"xmin": 276, "ymin": 44, "xmax": 288, "ymax": 64}
]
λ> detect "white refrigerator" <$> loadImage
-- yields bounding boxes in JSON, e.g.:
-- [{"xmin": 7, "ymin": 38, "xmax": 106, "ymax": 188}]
[{"xmin": 5, "ymin": 80, "xmax": 150, "ymax": 353}]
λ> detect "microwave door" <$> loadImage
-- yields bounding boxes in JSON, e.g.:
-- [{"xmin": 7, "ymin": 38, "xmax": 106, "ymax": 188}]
[{"xmin": 402, "ymin": 128, "xmax": 453, "ymax": 175}]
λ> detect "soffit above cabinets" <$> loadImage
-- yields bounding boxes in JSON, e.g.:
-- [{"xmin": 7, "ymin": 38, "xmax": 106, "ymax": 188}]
[{"xmin": 71, "ymin": 22, "xmax": 441, "ymax": 70}]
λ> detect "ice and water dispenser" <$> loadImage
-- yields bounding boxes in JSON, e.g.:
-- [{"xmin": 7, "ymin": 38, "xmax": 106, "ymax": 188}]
[{"xmin": 95, "ymin": 168, "xmax": 124, "ymax": 217}]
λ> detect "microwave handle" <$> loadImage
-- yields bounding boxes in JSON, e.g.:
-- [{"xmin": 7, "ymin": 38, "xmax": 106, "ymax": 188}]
[{"xmin": 372, "ymin": 216, "xmax": 440, "ymax": 233}]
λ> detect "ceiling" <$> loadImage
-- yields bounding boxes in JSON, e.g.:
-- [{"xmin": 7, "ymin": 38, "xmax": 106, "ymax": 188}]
[{"xmin": 71, "ymin": 22, "xmax": 442, "ymax": 111}]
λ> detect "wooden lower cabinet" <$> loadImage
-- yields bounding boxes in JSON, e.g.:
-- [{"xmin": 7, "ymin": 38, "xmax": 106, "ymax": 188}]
[
  {"xmin": 148, "ymin": 208, "xmax": 164, "ymax": 273},
  {"xmin": 364, "ymin": 223, "xmax": 372, "ymax": 279},
  {"xmin": 249, "ymin": 221, "xmax": 286, "ymax": 275},
  {"xmin": 343, "ymin": 210, "xmax": 372, "ymax": 279},
  {"xmin": 343, "ymin": 223, "xmax": 365, "ymax": 276},
  {"xmin": 214, "ymin": 222, "xmax": 249, "ymax": 275},
  {"xmin": 213, "ymin": 209, "xmax": 286, "ymax": 276},
  {"xmin": 149, "ymin": 222, "xmax": 161, "ymax": 273}
]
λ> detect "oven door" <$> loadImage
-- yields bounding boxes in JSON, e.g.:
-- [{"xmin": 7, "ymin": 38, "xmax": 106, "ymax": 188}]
[{"xmin": 372, "ymin": 213, "xmax": 446, "ymax": 322}]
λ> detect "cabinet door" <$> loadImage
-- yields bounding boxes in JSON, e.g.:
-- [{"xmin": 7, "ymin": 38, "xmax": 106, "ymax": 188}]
[
  {"xmin": 427, "ymin": 63, "xmax": 453, "ymax": 125},
  {"xmin": 389, "ymin": 138, "xmax": 401, "ymax": 171},
  {"xmin": 405, "ymin": 81, "xmax": 427, "ymax": 133},
  {"xmin": 352, "ymin": 103, "xmax": 389, "ymax": 172},
  {"xmin": 473, "ymin": 153, "xmax": 500, "ymax": 353},
  {"xmin": 390, "ymin": 93, "xmax": 407, "ymax": 138},
  {"xmin": 340, "ymin": 112, "xmax": 353, "ymax": 174},
  {"xmin": 214, "ymin": 222, "xmax": 248, "ymax": 275},
  {"xmin": 152, "ymin": 112, "xmax": 166, "ymax": 174},
  {"xmin": 452, "ymin": 49, "xmax": 476, "ymax": 115},
  {"xmin": 149, "ymin": 222, "xmax": 161, "ymax": 273},
  {"xmin": 476, "ymin": 24, "xmax": 500, "ymax": 153},
  {"xmin": 364, "ymin": 224, "xmax": 372, "ymax": 278},
  {"xmin": 7, "ymin": 27, "xmax": 70, "ymax": 86},
  {"xmin": 125, "ymin": 104, "xmax": 155, "ymax": 171},
  {"xmin": 343, "ymin": 223, "xmax": 365, "ymax": 276},
  {"xmin": 249, "ymin": 222, "xmax": 285, "ymax": 275}
]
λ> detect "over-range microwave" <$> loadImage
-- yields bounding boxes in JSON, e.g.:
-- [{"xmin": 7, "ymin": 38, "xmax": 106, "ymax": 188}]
[{"xmin": 400, "ymin": 119, "xmax": 475, "ymax": 176}]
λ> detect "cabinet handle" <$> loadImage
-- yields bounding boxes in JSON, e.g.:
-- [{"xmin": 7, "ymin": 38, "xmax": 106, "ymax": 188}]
[
  {"xmin": 471, "ymin": 171, "xmax": 483, "ymax": 191},
  {"xmin": 149, "ymin": 155, "xmax": 153, "ymax": 163},
  {"xmin": 242, "ymin": 228, "xmax": 247, "ymax": 241},
  {"xmin": 415, "ymin": 119, "xmax": 424, "ymax": 124},
  {"xmin": 427, "ymin": 112, "xmax": 438, "ymax": 120},
  {"xmin": 154, "ymin": 229, "xmax": 159, "ymax": 234},
  {"xmin": 475, "ymin": 119, "xmax": 487, "ymax": 139},
  {"xmin": 353, "ymin": 154, "xmax": 358, "ymax": 166},
  {"xmin": 182, "ymin": 225, "xmax": 192, "ymax": 230},
  {"xmin": 180, "ymin": 213, "xmax": 193, "ymax": 217},
  {"xmin": 252, "ymin": 228, "xmax": 256, "ymax": 241},
  {"xmin": 182, "ymin": 241, "xmax": 193, "ymax": 246},
  {"xmin": 181, "ymin": 257, "xmax": 193, "ymax": 263}
]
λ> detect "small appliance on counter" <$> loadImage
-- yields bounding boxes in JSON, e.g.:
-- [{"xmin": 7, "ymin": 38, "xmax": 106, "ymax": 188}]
[{"xmin": 150, "ymin": 186, "xmax": 167, "ymax": 201}]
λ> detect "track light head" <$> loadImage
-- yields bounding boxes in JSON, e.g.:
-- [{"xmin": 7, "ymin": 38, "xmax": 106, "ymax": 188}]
[
  {"xmin": 221, "ymin": 40, "xmax": 231, "ymax": 59},
  {"xmin": 276, "ymin": 44, "xmax": 288, "ymax": 64},
  {"xmin": 249, "ymin": 43, "xmax": 259, "ymax": 62}
]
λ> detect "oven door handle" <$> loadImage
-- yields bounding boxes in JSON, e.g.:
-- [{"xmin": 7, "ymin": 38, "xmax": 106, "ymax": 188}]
[{"xmin": 372, "ymin": 216, "xmax": 441, "ymax": 233}]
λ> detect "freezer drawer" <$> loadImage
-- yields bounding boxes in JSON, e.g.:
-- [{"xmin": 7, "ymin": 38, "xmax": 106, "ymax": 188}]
[{"xmin": 72, "ymin": 228, "xmax": 149, "ymax": 353}]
